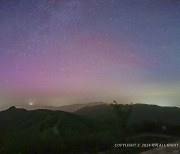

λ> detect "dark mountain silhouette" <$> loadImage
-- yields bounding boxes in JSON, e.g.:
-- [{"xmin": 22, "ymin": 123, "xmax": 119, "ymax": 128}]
[
  {"xmin": 75, "ymin": 103, "xmax": 180, "ymax": 125},
  {"xmin": 0, "ymin": 103, "xmax": 180, "ymax": 153},
  {"xmin": 0, "ymin": 106, "xmax": 104, "ymax": 153}
]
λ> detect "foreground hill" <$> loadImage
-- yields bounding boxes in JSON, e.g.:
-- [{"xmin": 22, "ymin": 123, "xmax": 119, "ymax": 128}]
[{"xmin": 0, "ymin": 106, "xmax": 106, "ymax": 154}]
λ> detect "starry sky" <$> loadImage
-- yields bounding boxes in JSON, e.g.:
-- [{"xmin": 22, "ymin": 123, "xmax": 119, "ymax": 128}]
[{"xmin": 0, "ymin": 0, "xmax": 180, "ymax": 108}]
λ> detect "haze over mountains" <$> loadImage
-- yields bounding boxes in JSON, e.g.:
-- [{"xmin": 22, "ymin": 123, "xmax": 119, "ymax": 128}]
[
  {"xmin": 26, "ymin": 102, "xmax": 107, "ymax": 112},
  {"xmin": 0, "ymin": 102, "xmax": 107, "ymax": 112}
]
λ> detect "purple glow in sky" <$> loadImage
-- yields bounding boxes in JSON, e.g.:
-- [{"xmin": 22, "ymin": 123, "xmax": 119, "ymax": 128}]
[{"xmin": 0, "ymin": 0, "xmax": 180, "ymax": 107}]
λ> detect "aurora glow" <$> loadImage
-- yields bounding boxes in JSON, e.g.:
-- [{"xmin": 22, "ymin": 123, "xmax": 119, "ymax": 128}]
[{"xmin": 0, "ymin": 0, "xmax": 180, "ymax": 108}]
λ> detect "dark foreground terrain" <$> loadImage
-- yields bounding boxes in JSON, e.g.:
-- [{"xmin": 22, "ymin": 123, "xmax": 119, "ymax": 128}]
[{"xmin": 0, "ymin": 104, "xmax": 180, "ymax": 154}]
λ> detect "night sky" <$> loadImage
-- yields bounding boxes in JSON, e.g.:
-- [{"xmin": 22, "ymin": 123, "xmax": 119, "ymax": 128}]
[{"xmin": 0, "ymin": 0, "xmax": 180, "ymax": 108}]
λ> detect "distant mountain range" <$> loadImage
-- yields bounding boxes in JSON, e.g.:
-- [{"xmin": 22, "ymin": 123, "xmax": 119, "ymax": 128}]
[{"xmin": 15, "ymin": 101, "xmax": 107, "ymax": 112}]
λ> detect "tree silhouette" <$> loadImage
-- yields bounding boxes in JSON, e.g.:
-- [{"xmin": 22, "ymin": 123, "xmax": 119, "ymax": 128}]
[{"xmin": 111, "ymin": 101, "xmax": 133, "ymax": 140}]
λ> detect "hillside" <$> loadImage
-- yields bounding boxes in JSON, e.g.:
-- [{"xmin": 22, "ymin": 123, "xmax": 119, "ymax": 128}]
[
  {"xmin": 75, "ymin": 104, "xmax": 180, "ymax": 125},
  {"xmin": 0, "ymin": 106, "xmax": 106, "ymax": 154}
]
